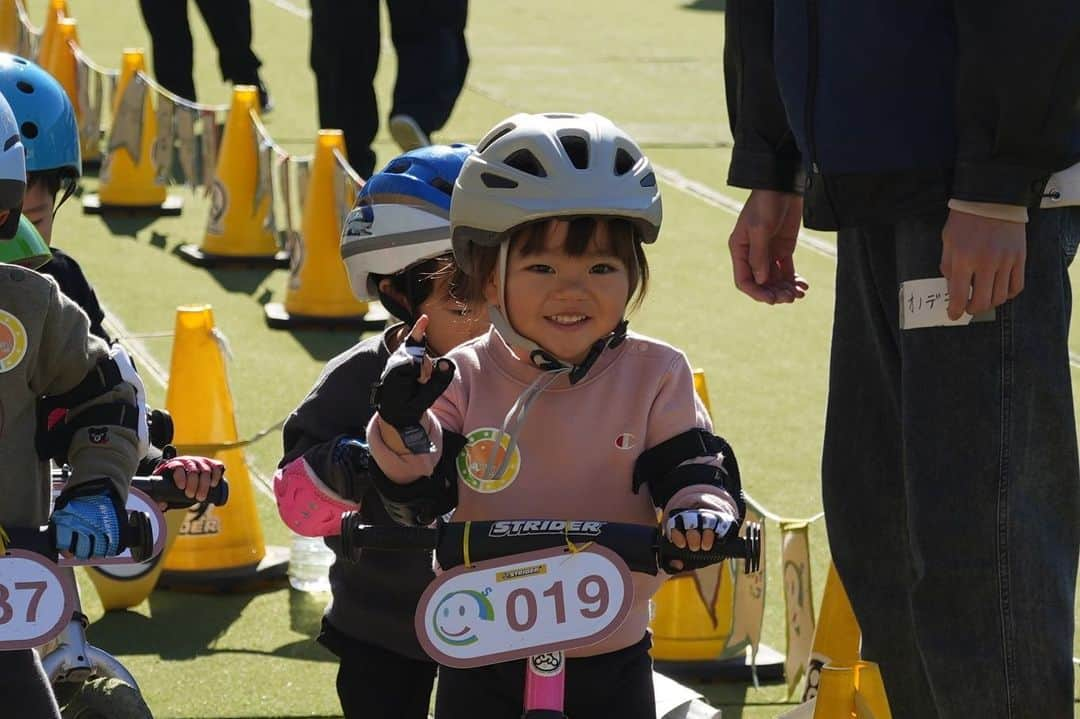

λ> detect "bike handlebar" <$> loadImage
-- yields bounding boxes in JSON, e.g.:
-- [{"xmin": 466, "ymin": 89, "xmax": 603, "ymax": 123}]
[
  {"xmin": 131, "ymin": 475, "xmax": 229, "ymax": 509},
  {"xmin": 340, "ymin": 516, "xmax": 762, "ymax": 575},
  {"xmin": 4, "ymin": 510, "xmax": 155, "ymax": 563}
]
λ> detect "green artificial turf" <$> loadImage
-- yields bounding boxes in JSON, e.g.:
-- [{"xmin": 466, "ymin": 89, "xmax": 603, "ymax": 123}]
[{"xmin": 21, "ymin": 0, "xmax": 1080, "ymax": 716}]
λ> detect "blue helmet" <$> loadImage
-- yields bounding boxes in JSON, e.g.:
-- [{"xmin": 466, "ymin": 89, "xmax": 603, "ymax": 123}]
[
  {"xmin": 0, "ymin": 53, "xmax": 80, "ymax": 178},
  {"xmin": 341, "ymin": 143, "xmax": 473, "ymax": 302}
]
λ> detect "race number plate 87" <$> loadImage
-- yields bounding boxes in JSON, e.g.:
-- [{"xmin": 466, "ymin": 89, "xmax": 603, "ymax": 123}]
[
  {"xmin": 0, "ymin": 550, "xmax": 76, "ymax": 651},
  {"xmin": 416, "ymin": 545, "xmax": 633, "ymax": 668}
]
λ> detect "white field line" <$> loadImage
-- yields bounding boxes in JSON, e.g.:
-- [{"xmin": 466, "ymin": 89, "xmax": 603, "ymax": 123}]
[
  {"xmin": 652, "ymin": 164, "xmax": 837, "ymax": 259},
  {"xmin": 260, "ymin": 0, "xmax": 310, "ymax": 19}
]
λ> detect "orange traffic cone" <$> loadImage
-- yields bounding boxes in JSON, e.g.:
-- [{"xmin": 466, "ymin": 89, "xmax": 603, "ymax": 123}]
[
  {"xmin": 35, "ymin": 0, "xmax": 65, "ymax": 66},
  {"xmin": 649, "ymin": 368, "xmax": 785, "ymax": 682},
  {"xmin": 264, "ymin": 129, "xmax": 385, "ymax": 330},
  {"xmin": 85, "ymin": 510, "xmax": 187, "ymax": 610},
  {"xmin": 0, "ymin": 0, "xmax": 20, "ymax": 54},
  {"xmin": 82, "ymin": 48, "xmax": 182, "ymax": 215},
  {"xmin": 157, "ymin": 305, "xmax": 287, "ymax": 590},
  {"xmin": 804, "ymin": 563, "xmax": 862, "ymax": 700},
  {"xmin": 177, "ymin": 86, "xmax": 287, "ymax": 268},
  {"xmin": 42, "ymin": 16, "xmax": 76, "ymax": 111}
]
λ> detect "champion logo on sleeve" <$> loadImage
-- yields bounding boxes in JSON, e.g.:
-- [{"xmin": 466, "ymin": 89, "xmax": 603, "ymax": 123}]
[{"xmin": 614, "ymin": 433, "xmax": 636, "ymax": 450}]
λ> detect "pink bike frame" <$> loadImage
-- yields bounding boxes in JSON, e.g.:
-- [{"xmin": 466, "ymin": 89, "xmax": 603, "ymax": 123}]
[{"xmin": 523, "ymin": 651, "xmax": 566, "ymax": 718}]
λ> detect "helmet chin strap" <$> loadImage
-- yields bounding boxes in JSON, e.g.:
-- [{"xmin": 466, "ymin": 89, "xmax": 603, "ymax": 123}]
[{"xmin": 492, "ymin": 241, "xmax": 628, "ymax": 385}]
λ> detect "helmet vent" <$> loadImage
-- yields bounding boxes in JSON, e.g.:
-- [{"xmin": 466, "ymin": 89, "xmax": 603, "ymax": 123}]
[
  {"xmin": 12, "ymin": 57, "xmax": 26, "ymax": 65},
  {"xmin": 481, "ymin": 172, "xmax": 518, "ymax": 189},
  {"xmin": 558, "ymin": 134, "xmax": 589, "ymax": 170},
  {"xmin": 477, "ymin": 125, "xmax": 513, "ymax": 153},
  {"xmin": 15, "ymin": 80, "xmax": 33, "ymax": 94},
  {"xmin": 639, "ymin": 172, "xmax": 656, "ymax": 188},
  {"xmin": 503, "ymin": 149, "xmax": 546, "ymax": 178},
  {"xmin": 614, "ymin": 148, "xmax": 637, "ymax": 176},
  {"xmin": 18, "ymin": 123, "xmax": 35, "ymax": 140},
  {"xmin": 3, "ymin": 134, "xmax": 18, "ymax": 151},
  {"xmin": 386, "ymin": 159, "xmax": 411, "ymax": 174},
  {"xmin": 429, "ymin": 176, "xmax": 454, "ymax": 195}
]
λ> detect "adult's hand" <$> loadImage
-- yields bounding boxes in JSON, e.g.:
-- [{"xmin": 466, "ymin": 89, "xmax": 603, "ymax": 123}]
[
  {"xmin": 729, "ymin": 190, "xmax": 808, "ymax": 304},
  {"xmin": 940, "ymin": 211, "xmax": 1026, "ymax": 320}
]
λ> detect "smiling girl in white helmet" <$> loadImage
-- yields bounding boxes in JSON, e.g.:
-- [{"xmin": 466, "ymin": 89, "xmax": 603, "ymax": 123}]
[{"xmin": 364, "ymin": 112, "xmax": 748, "ymax": 718}]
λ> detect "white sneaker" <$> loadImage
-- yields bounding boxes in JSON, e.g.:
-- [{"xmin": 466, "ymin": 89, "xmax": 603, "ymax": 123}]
[{"xmin": 389, "ymin": 114, "xmax": 431, "ymax": 152}]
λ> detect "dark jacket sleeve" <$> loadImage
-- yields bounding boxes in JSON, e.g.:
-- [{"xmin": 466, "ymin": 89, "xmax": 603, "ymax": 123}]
[
  {"xmin": 951, "ymin": 0, "xmax": 1080, "ymax": 205},
  {"xmin": 279, "ymin": 341, "xmax": 383, "ymax": 499},
  {"xmin": 724, "ymin": 0, "xmax": 802, "ymax": 193}
]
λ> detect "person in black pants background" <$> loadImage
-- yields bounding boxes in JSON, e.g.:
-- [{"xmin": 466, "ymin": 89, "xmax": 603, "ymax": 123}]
[
  {"xmin": 138, "ymin": 0, "xmax": 271, "ymax": 109},
  {"xmin": 309, "ymin": 0, "xmax": 469, "ymax": 178}
]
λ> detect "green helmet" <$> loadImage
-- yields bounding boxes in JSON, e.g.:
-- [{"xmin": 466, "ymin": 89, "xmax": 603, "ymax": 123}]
[{"xmin": 0, "ymin": 215, "xmax": 50, "ymax": 269}]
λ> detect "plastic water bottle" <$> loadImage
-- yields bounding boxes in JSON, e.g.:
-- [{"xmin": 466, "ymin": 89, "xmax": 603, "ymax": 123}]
[{"xmin": 288, "ymin": 533, "xmax": 334, "ymax": 593}]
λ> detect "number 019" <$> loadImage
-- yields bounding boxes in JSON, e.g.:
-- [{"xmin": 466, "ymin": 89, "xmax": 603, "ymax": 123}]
[{"xmin": 506, "ymin": 575, "xmax": 610, "ymax": 632}]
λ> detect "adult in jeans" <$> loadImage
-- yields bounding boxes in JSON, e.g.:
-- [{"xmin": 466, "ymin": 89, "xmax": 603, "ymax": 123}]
[
  {"xmin": 138, "ymin": 0, "xmax": 270, "ymax": 109},
  {"xmin": 723, "ymin": 0, "xmax": 1079, "ymax": 716},
  {"xmin": 308, "ymin": 0, "xmax": 469, "ymax": 178}
]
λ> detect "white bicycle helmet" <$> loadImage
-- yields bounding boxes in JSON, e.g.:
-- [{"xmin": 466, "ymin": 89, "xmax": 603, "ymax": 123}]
[
  {"xmin": 0, "ymin": 90, "xmax": 25, "ymax": 240},
  {"xmin": 450, "ymin": 112, "xmax": 661, "ymax": 274}
]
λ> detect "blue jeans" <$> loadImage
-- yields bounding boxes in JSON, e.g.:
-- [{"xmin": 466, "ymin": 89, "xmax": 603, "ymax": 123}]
[{"xmin": 821, "ymin": 206, "xmax": 1080, "ymax": 718}]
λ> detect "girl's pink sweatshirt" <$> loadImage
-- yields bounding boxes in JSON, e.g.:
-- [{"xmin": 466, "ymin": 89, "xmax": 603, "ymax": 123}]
[{"xmin": 368, "ymin": 327, "xmax": 737, "ymax": 657}]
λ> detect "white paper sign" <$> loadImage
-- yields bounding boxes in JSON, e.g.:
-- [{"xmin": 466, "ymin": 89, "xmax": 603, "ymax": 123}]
[
  {"xmin": 899, "ymin": 277, "xmax": 994, "ymax": 330},
  {"xmin": 417, "ymin": 545, "xmax": 634, "ymax": 668},
  {"xmin": 0, "ymin": 550, "xmax": 76, "ymax": 650}
]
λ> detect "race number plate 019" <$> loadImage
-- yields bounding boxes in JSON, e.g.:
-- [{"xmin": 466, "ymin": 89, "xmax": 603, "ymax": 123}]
[
  {"xmin": 416, "ymin": 544, "xmax": 633, "ymax": 668},
  {"xmin": 0, "ymin": 550, "xmax": 76, "ymax": 650}
]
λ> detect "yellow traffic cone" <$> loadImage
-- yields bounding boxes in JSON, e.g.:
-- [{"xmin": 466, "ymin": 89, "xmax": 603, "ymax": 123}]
[
  {"xmin": 0, "ymin": 0, "xmax": 20, "ymax": 54},
  {"xmin": 649, "ymin": 367, "xmax": 785, "ymax": 682},
  {"xmin": 264, "ymin": 129, "xmax": 385, "ymax": 330},
  {"xmin": 177, "ymin": 85, "xmax": 287, "ymax": 268},
  {"xmin": 42, "ymin": 17, "xmax": 76, "ymax": 110},
  {"xmin": 853, "ymin": 662, "xmax": 892, "ymax": 719},
  {"xmin": 35, "ymin": 0, "xmax": 65, "ymax": 66},
  {"xmin": 85, "ymin": 510, "xmax": 186, "ymax": 610},
  {"xmin": 813, "ymin": 665, "xmax": 857, "ymax": 719},
  {"xmin": 42, "ymin": 16, "xmax": 101, "ymax": 166},
  {"xmin": 158, "ymin": 305, "xmax": 287, "ymax": 590},
  {"xmin": 803, "ymin": 563, "xmax": 862, "ymax": 700},
  {"xmin": 82, "ymin": 48, "xmax": 182, "ymax": 215},
  {"xmin": 813, "ymin": 564, "xmax": 862, "ymax": 663}
]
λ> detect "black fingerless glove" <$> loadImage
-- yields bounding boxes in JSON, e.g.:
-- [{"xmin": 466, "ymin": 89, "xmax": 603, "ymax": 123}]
[{"xmin": 370, "ymin": 337, "xmax": 456, "ymax": 454}]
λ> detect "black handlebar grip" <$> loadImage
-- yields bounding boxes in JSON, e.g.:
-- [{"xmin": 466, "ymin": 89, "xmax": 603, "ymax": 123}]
[
  {"xmin": 340, "ymin": 512, "xmax": 439, "ymax": 562},
  {"xmin": 658, "ymin": 524, "xmax": 762, "ymax": 574},
  {"xmin": 130, "ymin": 476, "xmax": 229, "ymax": 509},
  {"xmin": 148, "ymin": 408, "xmax": 175, "ymax": 450},
  {"xmin": 121, "ymin": 511, "xmax": 153, "ymax": 563}
]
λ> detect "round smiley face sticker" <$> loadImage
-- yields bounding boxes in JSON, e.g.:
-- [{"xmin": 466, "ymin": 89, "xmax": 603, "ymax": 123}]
[
  {"xmin": 457, "ymin": 428, "xmax": 521, "ymax": 493},
  {"xmin": 431, "ymin": 589, "xmax": 496, "ymax": 647}
]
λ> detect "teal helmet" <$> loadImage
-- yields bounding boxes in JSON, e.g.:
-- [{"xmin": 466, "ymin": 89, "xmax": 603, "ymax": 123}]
[
  {"xmin": 0, "ymin": 53, "xmax": 80, "ymax": 209},
  {"xmin": 0, "ymin": 214, "xmax": 50, "ymax": 268}
]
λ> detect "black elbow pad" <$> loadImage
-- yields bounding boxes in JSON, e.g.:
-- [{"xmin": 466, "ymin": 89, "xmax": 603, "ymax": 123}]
[
  {"xmin": 371, "ymin": 431, "xmax": 465, "ymax": 526},
  {"xmin": 633, "ymin": 429, "xmax": 746, "ymax": 518}
]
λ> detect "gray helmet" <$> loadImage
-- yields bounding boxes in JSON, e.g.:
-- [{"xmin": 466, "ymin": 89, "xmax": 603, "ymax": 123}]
[
  {"xmin": 450, "ymin": 112, "xmax": 661, "ymax": 274},
  {"xmin": 0, "ymin": 90, "xmax": 24, "ymax": 240}
]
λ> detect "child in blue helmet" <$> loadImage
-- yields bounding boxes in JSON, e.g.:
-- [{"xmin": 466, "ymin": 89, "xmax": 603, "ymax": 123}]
[
  {"xmin": 275, "ymin": 144, "xmax": 486, "ymax": 719},
  {"xmin": 0, "ymin": 54, "xmax": 109, "ymax": 342},
  {"xmin": 0, "ymin": 88, "xmax": 141, "ymax": 719},
  {"xmin": 0, "ymin": 56, "xmax": 225, "ymax": 501}
]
